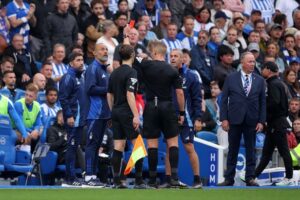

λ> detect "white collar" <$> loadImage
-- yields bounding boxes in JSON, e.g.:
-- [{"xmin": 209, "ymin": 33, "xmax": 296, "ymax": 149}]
[
  {"xmin": 13, "ymin": 0, "xmax": 27, "ymax": 9},
  {"xmin": 241, "ymin": 70, "xmax": 252, "ymax": 78}
]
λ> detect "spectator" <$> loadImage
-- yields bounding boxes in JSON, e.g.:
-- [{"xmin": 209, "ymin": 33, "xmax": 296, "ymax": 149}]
[
  {"xmin": 274, "ymin": 13, "xmax": 288, "ymax": 31},
  {"xmin": 190, "ymin": 30, "xmax": 217, "ymax": 99},
  {"xmin": 214, "ymin": 11, "xmax": 230, "ymax": 40},
  {"xmin": 161, "ymin": 23, "xmax": 183, "ymax": 63},
  {"xmin": 293, "ymin": 9, "xmax": 300, "ymax": 30},
  {"xmin": 101, "ymin": 0, "xmax": 113, "ymax": 20},
  {"xmin": 33, "ymin": 73, "xmax": 46, "ymax": 92},
  {"xmin": 295, "ymin": 31, "xmax": 300, "ymax": 57},
  {"xmin": 223, "ymin": 26, "xmax": 244, "ymax": 65},
  {"xmin": 133, "ymin": 0, "xmax": 167, "ymax": 29},
  {"xmin": 50, "ymin": 44, "xmax": 68, "ymax": 87},
  {"xmin": 176, "ymin": 15, "xmax": 198, "ymax": 51},
  {"xmin": 182, "ymin": 48, "xmax": 192, "ymax": 67},
  {"xmin": 168, "ymin": 0, "xmax": 189, "ymax": 28},
  {"xmin": 282, "ymin": 34, "xmax": 299, "ymax": 65},
  {"xmin": 0, "ymin": 56, "xmax": 14, "ymax": 87},
  {"xmin": 244, "ymin": 0, "xmax": 275, "ymax": 24},
  {"xmin": 76, "ymin": 33, "xmax": 85, "ymax": 49},
  {"xmin": 207, "ymin": 27, "xmax": 222, "ymax": 56},
  {"xmin": 46, "ymin": 110, "xmax": 68, "ymax": 164},
  {"xmin": 14, "ymin": 83, "xmax": 42, "ymax": 152},
  {"xmin": 139, "ymin": 15, "xmax": 158, "ymax": 41},
  {"xmin": 96, "ymin": 20, "xmax": 119, "ymax": 72},
  {"xmin": 213, "ymin": 45, "xmax": 235, "ymax": 89},
  {"xmin": 3, "ymin": 34, "xmax": 38, "ymax": 89},
  {"xmin": 254, "ymin": 19, "xmax": 269, "ymax": 51},
  {"xmin": 293, "ymin": 118, "xmax": 300, "ymax": 143},
  {"xmin": 243, "ymin": 10, "xmax": 262, "ymax": 35},
  {"xmin": 6, "ymin": 0, "xmax": 36, "ymax": 49},
  {"xmin": 113, "ymin": 28, "xmax": 148, "ymax": 69},
  {"xmin": 265, "ymin": 41, "xmax": 287, "ymax": 73},
  {"xmin": 200, "ymin": 89, "xmax": 217, "ymax": 133},
  {"xmin": 151, "ymin": 9, "xmax": 171, "ymax": 39},
  {"xmin": 84, "ymin": 0, "xmax": 105, "ymax": 64},
  {"xmin": 114, "ymin": 11, "xmax": 128, "ymax": 43},
  {"xmin": 268, "ymin": 23, "xmax": 284, "ymax": 50},
  {"xmin": 40, "ymin": 87, "xmax": 61, "ymax": 123},
  {"xmin": 30, "ymin": 0, "xmax": 56, "ymax": 62},
  {"xmin": 194, "ymin": 6, "xmax": 215, "ymax": 32},
  {"xmin": 183, "ymin": 0, "xmax": 204, "ymax": 18},
  {"xmin": 290, "ymin": 57, "xmax": 300, "ymax": 81},
  {"xmin": 283, "ymin": 68, "xmax": 300, "ymax": 98},
  {"xmin": 44, "ymin": 0, "xmax": 78, "ymax": 58},
  {"xmin": 0, "ymin": 3, "xmax": 10, "ymax": 44},
  {"xmin": 69, "ymin": 0, "xmax": 91, "ymax": 33},
  {"xmin": 276, "ymin": 0, "xmax": 299, "ymax": 28},
  {"xmin": 247, "ymin": 30, "xmax": 261, "ymax": 44},
  {"xmin": 40, "ymin": 61, "xmax": 56, "ymax": 90},
  {"xmin": 223, "ymin": 0, "xmax": 244, "ymax": 13},
  {"xmin": 116, "ymin": 0, "xmax": 131, "ymax": 22},
  {"xmin": 136, "ymin": 22, "xmax": 149, "ymax": 48},
  {"xmin": 288, "ymin": 98, "xmax": 300, "ymax": 125},
  {"xmin": 210, "ymin": 0, "xmax": 232, "ymax": 25},
  {"xmin": 233, "ymin": 17, "xmax": 247, "ymax": 50}
]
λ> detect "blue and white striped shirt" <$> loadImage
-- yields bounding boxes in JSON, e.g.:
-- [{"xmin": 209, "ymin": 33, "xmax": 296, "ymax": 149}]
[
  {"xmin": 161, "ymin": 38, "xmax": 183, "ymax": 63},
  {"xmin": 244, "ymin": 0, "xmax": 275, "ymax": 24}
]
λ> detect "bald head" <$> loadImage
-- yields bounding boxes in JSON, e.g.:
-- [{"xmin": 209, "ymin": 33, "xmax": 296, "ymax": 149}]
[
  {"xmin": 33, "ymin": 73, "xmax": 46, "ymax": 91},
  {"xmin": 94, "ymin": 43, "xmax": 108, "ymax": 63}
]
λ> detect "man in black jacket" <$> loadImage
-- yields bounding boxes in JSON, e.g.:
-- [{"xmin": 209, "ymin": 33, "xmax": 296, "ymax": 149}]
[
  {"xmin": 254, "ymin": 62, "xmax": 294, "ymax": 186},
  {"xmin": 43, "ymin": 0, "xmax": 78, "ymax": 58}
]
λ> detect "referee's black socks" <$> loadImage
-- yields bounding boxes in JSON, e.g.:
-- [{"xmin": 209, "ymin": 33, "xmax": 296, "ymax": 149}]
[
  {"xmin": 112, "ymin": 149, "xmax": 123, "ymax": 183},
  {"xmin": 169, "ymin": 146, "xmax": 179, "ymax": 180},
  {"xmin": 148, "ymin": 148, "xmax": 158, "ymax": 183}
]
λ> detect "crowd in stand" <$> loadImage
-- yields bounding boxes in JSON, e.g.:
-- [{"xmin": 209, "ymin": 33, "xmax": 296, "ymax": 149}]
[{"xmin": 1, "ymin": 0, "xmax": 300, "ymax": 187}]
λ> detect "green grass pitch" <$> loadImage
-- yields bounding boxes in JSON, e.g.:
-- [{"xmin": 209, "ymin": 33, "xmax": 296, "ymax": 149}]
[{"xmin": 1, "ymin": 188, "xmax": 300, "ymax": 200}]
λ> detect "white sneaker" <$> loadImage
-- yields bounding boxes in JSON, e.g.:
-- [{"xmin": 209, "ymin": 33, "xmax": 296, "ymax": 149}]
[
  {"xmin": 239, "ymin": 171, "xmax": 246, "ymax": 182},
  {"xmin": 276, "ymin": 178, "xmax": 295, "ymax": 186}
]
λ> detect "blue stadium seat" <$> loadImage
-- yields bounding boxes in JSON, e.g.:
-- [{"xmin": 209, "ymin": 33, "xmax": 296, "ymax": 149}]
[
  {"xmin": 40, "ymin": 117, "xmax": 56, "ymax": 144},
  {"xmin": 0, "ymin": 115, "xmax": 33, "ymax": 173},
  {"xmin": 37, "ymin": 91, "xmax": 46, "ymax": 104},
  {"xmin": 196, "ymin": 131, "xmax": 218, "ymax": 144}
]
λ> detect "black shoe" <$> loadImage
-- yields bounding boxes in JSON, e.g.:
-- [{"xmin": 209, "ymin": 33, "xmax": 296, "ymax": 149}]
[
  {"xmin": 147, "ymin": 180, "xmax": 158, "ymax": 189},
  {"xmin": 159, "ymin": 182, "xmax": 171, "ymax": 189},
  {"xmin": 217, "ymin": 180, "xmax": 234, "ymax": 186},
  {"xmin": 246, "ymin": 179, "xmax": 259, "ymax": 187},
  {"xmin": 169, "ymin": 179, "xmax": 188, "ymax": 189},
  {"xmin": 134, "ymin": 182, "xmax": 147, "ymax": 189}
]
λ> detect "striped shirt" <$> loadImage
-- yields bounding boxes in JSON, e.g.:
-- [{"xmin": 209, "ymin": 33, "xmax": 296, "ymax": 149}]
[
  {"xmin": 51, "ymin": 62, "xmax": 68, "ymax": 88},
  {"xmin": 6, "ymin": 0, "xmax": 30, "ymax": 49},
  {"xmin": 161, "ymin": 38, "xmax": 183, "ymax": 63},
  {"xmin": 244, "ymin": 0, "xmax": 275, "ymax": 24}
]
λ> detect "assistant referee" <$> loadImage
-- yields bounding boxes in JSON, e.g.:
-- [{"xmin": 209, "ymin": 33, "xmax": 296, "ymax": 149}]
[{"xmin": 136, "ymin": 40, "xmax": 185, "ymax": 188}]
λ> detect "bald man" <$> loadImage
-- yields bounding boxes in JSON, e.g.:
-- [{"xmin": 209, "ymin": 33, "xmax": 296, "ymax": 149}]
[
  {"xmin": 113, "ymin": 28, "xmax": 149, "ymax": 69},
  {"xmin": 33, "ymin": 73, "xmax": 46, "ymax": 92},
  {"xmin": 83, "ymin": 43, "xmax": 110, "ymax": 187}
]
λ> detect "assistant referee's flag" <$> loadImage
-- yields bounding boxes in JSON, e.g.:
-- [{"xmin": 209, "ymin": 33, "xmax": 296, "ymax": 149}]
[{"xmin": 124, "ymin": 134, "xmax": 147, "ymax": 175}]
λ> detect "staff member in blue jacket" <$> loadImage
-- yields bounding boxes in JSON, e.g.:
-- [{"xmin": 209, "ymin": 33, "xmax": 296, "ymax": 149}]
[
  {"xmin": 59, "ymin": 52, "xmax": 86, "ymax": 187},
  {"xmin": 164, "ymin": 49, "xmax": 203, "ymax": 188},
  {"xmin": 83, "ymin": 43, "xmax": 110, "ymax": 187}
]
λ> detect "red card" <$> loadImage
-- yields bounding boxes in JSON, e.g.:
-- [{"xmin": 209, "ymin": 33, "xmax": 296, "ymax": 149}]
[{"xmin": 129, "ymin": 20, "xmax": 135, "ymax": 28}]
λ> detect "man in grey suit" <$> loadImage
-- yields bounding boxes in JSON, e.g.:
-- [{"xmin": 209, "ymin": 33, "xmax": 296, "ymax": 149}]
[{"xmin": 218, "ymin": 52, "xmax": 266, "ymax": 186}]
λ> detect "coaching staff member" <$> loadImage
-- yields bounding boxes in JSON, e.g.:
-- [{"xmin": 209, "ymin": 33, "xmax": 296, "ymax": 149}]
[
  {"xmin": 136, "ymin": 40, "xmax": 185, "ymax": 188},
  {"xmin": 107, "ymin": 44, "xmax": 145, "ymax": 189},
  {"xmin": 254, "ymin": 62, "xmax": 293, "ymax": 186},
  {"xmin": 218, "ymin": 52, "xmax": 266, "ymax": 187},
  {"xmin": 59, "ymin": 52, "xmax": 86, "ymax": 187}
]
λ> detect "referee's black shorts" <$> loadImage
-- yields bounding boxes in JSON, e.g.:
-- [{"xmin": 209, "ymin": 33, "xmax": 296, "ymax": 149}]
[
  {"xmin": 143, "ymin": 101, "xmax": 179, "ymax": 139},
  {"xmin": 111, "ymin": 107, "xmax": 139, "ymax": 140}
]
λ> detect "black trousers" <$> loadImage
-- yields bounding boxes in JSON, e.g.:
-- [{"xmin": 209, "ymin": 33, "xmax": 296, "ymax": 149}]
[{"xmin": 255, "ymin": 118, "xmax": 293, "ymax": 179}]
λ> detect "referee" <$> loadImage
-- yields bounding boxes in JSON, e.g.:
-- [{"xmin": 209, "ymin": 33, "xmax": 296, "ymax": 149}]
[
  {"xmin": 107, "ymin": 44, "xmax": 145, "ymax": 189},
  {"xmin": 136, "ymin": 40, "xmax": 185, "ymax": 188}
]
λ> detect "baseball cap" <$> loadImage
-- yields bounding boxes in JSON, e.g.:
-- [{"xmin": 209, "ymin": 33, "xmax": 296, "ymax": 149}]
[
  {"xmin": 290, "ymin": 57, "xmax": 300, "ymax": 64},
  {"xmin": 251, "ymin": 10, "xmax": 262, "ymax": 15},
  {"xmin": 248, "ymin": 43, "xmax": 260, "ymax": 52},
  {"xmin": 215, "ymin": 11, "xmax": 230, "ymax": 20},
  {"xmin": 261, "ymin": 61, "xmax": 279, "ymax": 72},
  {"xmin": 270, "ymin": 23, "xmax": 283, "ymax": 32}
]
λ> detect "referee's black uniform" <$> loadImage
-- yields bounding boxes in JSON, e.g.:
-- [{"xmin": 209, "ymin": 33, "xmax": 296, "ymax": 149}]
[
  {"xmin": 255, "ymin": 62, "xmax": 293, "ymax": 183},
  {"xmin": 136, "ymin": 59, "xmax": 183, "ymax": 186}
]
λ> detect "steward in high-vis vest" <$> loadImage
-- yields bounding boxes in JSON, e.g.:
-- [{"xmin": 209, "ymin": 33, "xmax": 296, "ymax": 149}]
[
  {"xmin": 0, "ymin": 94, "xmax": 27, "ymax": 138},
  {"xmin": 14, "ymin": 83, "xmax": 42, "ymax": 150}
]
